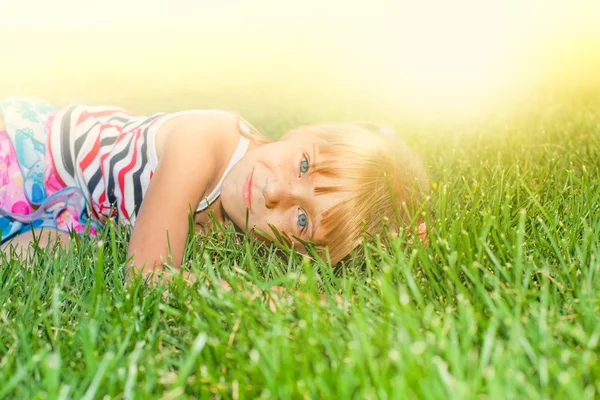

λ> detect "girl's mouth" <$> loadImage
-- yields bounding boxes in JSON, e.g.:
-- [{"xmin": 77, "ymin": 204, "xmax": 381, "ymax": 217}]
[{"xmin": 243, "ymin": 169, "xmax": 253, "ymax": 210}]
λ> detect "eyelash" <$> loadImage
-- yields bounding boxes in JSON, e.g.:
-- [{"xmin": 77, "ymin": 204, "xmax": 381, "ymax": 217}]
[
  {"xmin": 298, "ymin": 208, "xmax": 308, "ymax": 232},
  {"xmin": 299, "ymin": 154, "xmax": 309, "ymax": 176}
]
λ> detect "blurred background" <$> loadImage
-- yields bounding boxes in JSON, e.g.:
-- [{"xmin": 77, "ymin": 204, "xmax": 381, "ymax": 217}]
[{"xmin": 2, "ymin": 0, "xmax": 600, "ymax": 131}]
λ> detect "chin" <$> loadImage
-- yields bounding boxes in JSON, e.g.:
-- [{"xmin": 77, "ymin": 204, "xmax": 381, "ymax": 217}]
[
  {"xmin": 231, "ymin": 222, "xmax": 245, "ymax": 234},
  {"xmin": 229, "ymin": 212, "xmax": 251, "ymax": 233}
]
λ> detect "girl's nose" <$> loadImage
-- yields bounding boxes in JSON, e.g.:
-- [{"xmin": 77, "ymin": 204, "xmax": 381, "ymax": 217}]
[{"xmin": 263, "ymin": 178, "xmax": 292, "ymax": 208}]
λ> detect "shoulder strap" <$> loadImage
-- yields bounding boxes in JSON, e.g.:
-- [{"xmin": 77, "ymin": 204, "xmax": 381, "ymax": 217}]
[{"xmin": 196, "ymin": 135, "xmax": 250, "ymax": 212}]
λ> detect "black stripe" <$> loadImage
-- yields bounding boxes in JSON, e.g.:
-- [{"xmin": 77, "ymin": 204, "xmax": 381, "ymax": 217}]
[
  {"xmin": 86, "ymin": 168, "xmax": 103, "ymax": 202},
  {"xmin": 106, "ymin": 129, "xmax": 141, "ymax": 209},
  {"xmin": 100, "ymin": 135, "xmax": 119, "ymax": 147},
  {"xmin": 120, "ymin": 114, "xmax": 162, "ymax": 134},
  {"xmin": 74, "ymin": 120, "xmax": 100, "ymax": 156},
  {"xmin": 60, "ymin": 106, "xmax": 77, "ymax": 177},
  {"xmin": 131, "ymin": 127, "xmax": 150, "ymax": 217},
  {"xmin": 107, "ymin": 115, "xmax": 130, "ymax": 123}
]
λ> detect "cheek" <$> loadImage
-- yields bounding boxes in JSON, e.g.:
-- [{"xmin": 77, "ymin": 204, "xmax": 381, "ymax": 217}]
[
  {"xmin": 220, "ymin": 191, "xmax": 240, "ymax": 222},
  {"xmin": 250, "ymin": 210, "xmax": 291, "ymax": 235}
]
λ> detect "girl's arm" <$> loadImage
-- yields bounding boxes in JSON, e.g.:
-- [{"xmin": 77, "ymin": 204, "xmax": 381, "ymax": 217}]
[{"xmin": 126, "ymin": 113, "xmax": 239, "ymax": 277}]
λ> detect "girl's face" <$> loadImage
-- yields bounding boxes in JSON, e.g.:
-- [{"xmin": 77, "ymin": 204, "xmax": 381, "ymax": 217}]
[{"xmin": 220, "ymin": 133, "xmax": 348, "ymax": 252}]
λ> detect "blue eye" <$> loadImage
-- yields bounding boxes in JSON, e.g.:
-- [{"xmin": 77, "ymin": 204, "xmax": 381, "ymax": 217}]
[
  {"xmin": 298, "ymin": 210, "xmax": 307, "ymax": 229},
  {"xmin": 300, "ymin": 157, "xmax": 309, "ymax": 175}
]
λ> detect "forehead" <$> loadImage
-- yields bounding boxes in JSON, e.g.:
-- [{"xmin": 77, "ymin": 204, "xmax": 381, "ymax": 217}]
[
  {"xmin": 282, "ymin": 131, "xmax": 327, "ymax": 146},
  {"xmin": 254, "ymin": 132, "xmax": 322, "ymax": 160}
]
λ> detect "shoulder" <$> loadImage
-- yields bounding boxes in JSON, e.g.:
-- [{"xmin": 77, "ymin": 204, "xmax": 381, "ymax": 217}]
[{"xmin": 154, "ymin": 110, "xmax": 242, "ymax": 162}]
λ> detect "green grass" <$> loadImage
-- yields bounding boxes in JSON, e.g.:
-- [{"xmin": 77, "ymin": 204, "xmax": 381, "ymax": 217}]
[{"xmin": 1, "ymin": 98, "xmax": 599, "ymax": 400}]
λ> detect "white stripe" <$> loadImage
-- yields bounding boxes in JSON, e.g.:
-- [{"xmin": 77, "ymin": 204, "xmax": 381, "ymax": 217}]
[{"xmin": 50, "ymin": 106, "xmax": 77, "ymax": 187}]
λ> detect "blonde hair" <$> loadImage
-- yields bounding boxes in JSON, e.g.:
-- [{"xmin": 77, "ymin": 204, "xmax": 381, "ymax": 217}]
[
  {"xmin": 234, "ymin": 114, "xmax": 272, "ymax": 146},
  {"xmin": 284, "ymin": 122, "xmax": 429, "ymax": 264}
]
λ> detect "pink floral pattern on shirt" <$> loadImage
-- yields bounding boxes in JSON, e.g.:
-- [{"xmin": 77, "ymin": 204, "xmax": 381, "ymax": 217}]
[
  {"xmin": 0, "ymin": 153, "xmax": 11, "ymax": 185},
  {"xmin": 0, "ymin": 131, "xmax": 28, "ymax": 214},
  {"xmin": 0, "ymin": 116, "xmax": 95, "ymax": 237}
]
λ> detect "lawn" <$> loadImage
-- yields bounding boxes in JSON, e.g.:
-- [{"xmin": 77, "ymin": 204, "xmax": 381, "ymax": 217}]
[{"xmin": 0, "ymin": 94, "xmax": 599, "ymax": 399}]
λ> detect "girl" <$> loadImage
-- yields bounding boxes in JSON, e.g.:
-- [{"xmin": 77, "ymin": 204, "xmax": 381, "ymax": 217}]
[{"xmin": 0, "ymin": 98, "xmax": 428, "ymax": 275}]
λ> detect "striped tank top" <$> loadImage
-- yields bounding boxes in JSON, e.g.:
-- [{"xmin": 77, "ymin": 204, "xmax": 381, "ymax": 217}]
[{"xmin": 49, "ymin": 105, "xmax": 250, "ymax": 224}]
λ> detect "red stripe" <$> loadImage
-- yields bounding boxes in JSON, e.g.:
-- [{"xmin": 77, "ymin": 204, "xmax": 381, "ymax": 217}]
[
  {"xmin": 117, "ymin": 129, "xmax": 142, "ymax": 219},
  {"xmin": 76, "ymin": 109, "xmax": 123, "ymax": 125},
  {"xmin": 99, "ymin": 151, "xmax": 111, "ymax": 176},
  {"xmin": 78, "ymin": 125, "xmax": 104, "ymax": 172},
  {"xmin": 75, "ymin": 109, "xmax": 139, "ymax": 134},
  {"xmin": 93, "ymin": 192, "xmax": 107, "ymax": 219}
]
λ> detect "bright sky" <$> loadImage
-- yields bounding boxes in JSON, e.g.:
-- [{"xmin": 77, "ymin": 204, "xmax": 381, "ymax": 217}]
[{"xmin": 2, "ymin": 0, "xmax": 599, "ymax": 120}]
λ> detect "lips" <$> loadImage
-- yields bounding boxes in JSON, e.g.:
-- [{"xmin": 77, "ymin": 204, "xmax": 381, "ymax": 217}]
[{"xmin": 243, "ymin": 169, "xmax": 253, "ymax": 210}]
